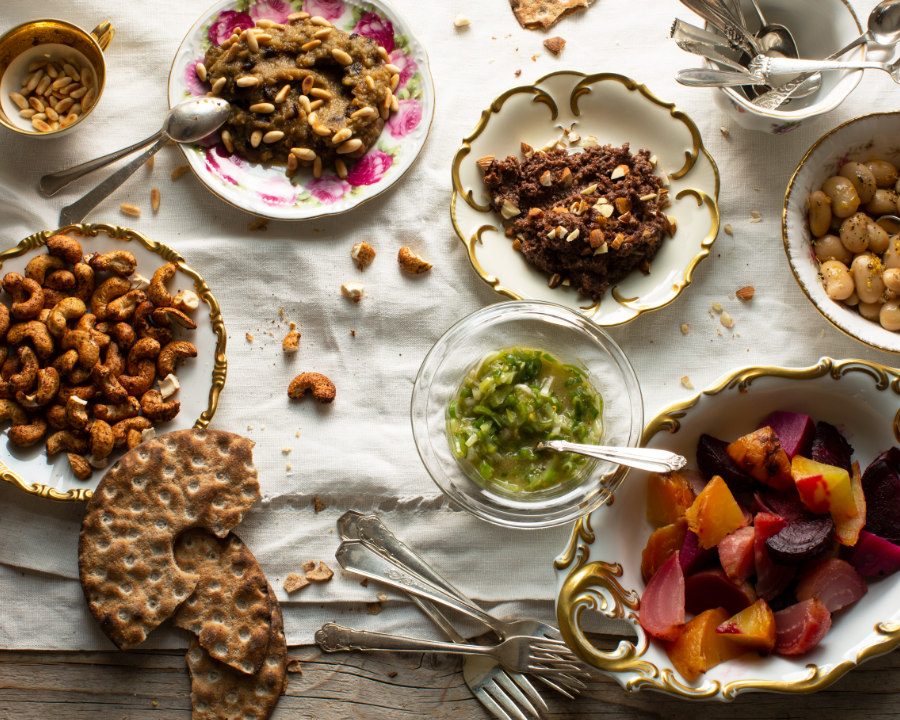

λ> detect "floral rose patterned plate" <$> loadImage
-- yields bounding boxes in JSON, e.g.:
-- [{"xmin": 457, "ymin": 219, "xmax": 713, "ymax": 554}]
[{"xmin": 168, "ymin": 0, "xmax": 434, "ymax": 220}]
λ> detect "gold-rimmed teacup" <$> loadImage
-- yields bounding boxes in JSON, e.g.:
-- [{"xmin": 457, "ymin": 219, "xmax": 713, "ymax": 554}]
[{"xmin": 0, "ymin": 18, "xmax": 114, "ymax": 137}]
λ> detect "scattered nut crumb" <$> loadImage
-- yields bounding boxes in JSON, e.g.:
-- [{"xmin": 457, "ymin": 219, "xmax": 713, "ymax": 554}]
[
  {"xmin": 281, "ymin": 447, "xmax": 292, "ymax": 455},
  {"xmin": 680, "ymin": 323, "xmax": 690, "ymax": 335},
  {"xmin": 248, "ymin": 217, "xmax": 269, "ymax": 231},
  {"xmin": 360, "ymin": 578, "xmax": 369, "ymax": 587},
  {"xmin": 245, "ymin": 332, "xmax": 254, "ymax": 343},
  {"xmin": 283, "ymin": 572, "xmax": 310, "ymax": 593},
  {"xmin": 377, "ymin": 593, "xmax": 388, "ymax": 603},
  {"xmin": 286, "ymin": 463, "xmax": 292, "ymax": 472},
  {"xmin": 749, "ymin": 210, "xmax": 762, "ymax": 223},
  {"xmin": 711, "ymin": 302, "xmax": 723, "ymax": 314},
  {"xmin": 366, "ymin": 602, "xmax": 383, "ymax": 615},
  {"xmin": 150, "ymin": 187, "xmax": 160, "ymax": 214},
  {"xmin": 681, "ymin": 375, "xmax": 694, "ymax": 389},
  {"xmin": 723, "ymin": 223, "xmax": 734, "ymax": 236},
  {"xmin": 146, "ymin": 156, "xmax": 155, "ymax": 171},
  {"xmin": 388, "ymin": 671, "xmax": 398, "ymax": 678},
  {"xmin": 398, "ymin": 246, "xmax": 432, "ymax": 274},
  {"xmin": 295, "ymin": 430, "xmax": 301, "ymax": 438},
  {"xmin": 720, "ymin": 311, "xmax": 735, "ymax": 329},
  {"xmin": 286, "ymin": 659, "xmax": 303, "ymax": 674},
  {"xmin": 514, "ymin": 69, "xmax": 522, "ymax": 77},
  {"xmin": 170, "ymin": 164, "xmax": 190, "ymax": 181},
  {"xmin": 720, "ymin": 126, "xmax": 730, "ymax": 139},
  {"xmin": 313, "ymin": 496, "xmax": 326, "ymax": 513},
  {"xmin": 350, "ymin": 329, "xmax": 356, "ymax": 337},
  {"xmin": 530, "ymin": 53, "xmax": 540, "ymax": 61},
  {"xmin": 736, "ymin": 285, "xmax": 755, "ymax": 301},
  {"xmin": 282, "ymin": 322, "xmax": 301, "ymax": 353},
  {"xmin": 305, "ymin": 561, "xmax": 334, "ymax": 582},
  {"xmin": 151, "ymin": 699, "xmax": 159, "ymax": 708},
  {"xmin": 119, "ymin": 202, "xmax": 141, "ymax": 218},
  {"xmin": 543, "ymin": 36, "xmax": 566, "ymax": 55},
  {"xmin": 351, "ymin": 241, "xmax": 376, "ymax": 269},
  {"xmin": 453, "ymin": 14, "xmax": 471, "ymax": 28},
  {"xmin": 341, "ymin": 281, "xmax": 365, "ymax": 302}
]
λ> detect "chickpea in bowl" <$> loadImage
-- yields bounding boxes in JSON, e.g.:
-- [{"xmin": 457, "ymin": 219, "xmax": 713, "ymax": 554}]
[{"xmin": 784, "ymin": 113, "xmax": 900, "ymax": 353}]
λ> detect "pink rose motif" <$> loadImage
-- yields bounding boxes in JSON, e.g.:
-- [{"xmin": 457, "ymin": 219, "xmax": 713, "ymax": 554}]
[
  {"xmin": 346, "ymin": 149, "xmax": 393, "ymax": 186},
  {"xmin": 303, "ymin": 0, "xmax": 345, "ymax": 21},
  {"xmin": 353, "ymin": 12, "xmax": 395, "ymax": 53},
  {"xmin": 387, "ymin": 99, "xmax": 421, "ymax": 138},
  {"xmin": 388, "ymin": 50, "xmax": 417, "ymax": 89},
  {"xmin": 207, "ymin": 10, "xmax": 254, "ymax": 46},
  {"xmin": 308, "ymin": 175, "xmax": 351, "ymax": 203},
  {"xmin": 184, "ymin": 58, "xmax": 207, "ymax": 97},
  {"xmin": 205, "ymin": 148, "xmax": 239, "ymax": 186},
  {"xmin": 250, "ymin": 0, "xmax": 292, "ymax": 23}
]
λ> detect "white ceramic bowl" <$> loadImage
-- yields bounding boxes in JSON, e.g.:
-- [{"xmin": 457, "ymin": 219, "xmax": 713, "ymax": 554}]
[
  {"xmin": 707, "ymin": 0, "xmax": 864, "ymax": 134},
  {"xmin": 451, "ymin": 71, "xmax": 720, "ymax": 327},
  {"xmin": 784, "ymin": 112, "xmax": 900, "ymax": 353},
  {"xmin": 555, "ymin": 358, "xmax": 900, "ymax": 699}
]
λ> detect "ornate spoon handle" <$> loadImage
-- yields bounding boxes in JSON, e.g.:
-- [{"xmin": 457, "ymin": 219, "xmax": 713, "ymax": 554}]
[
  {"xmin": 538, "ymin": 441, "xmax": 687, "ymax": 473},
  {"xmin": 315, "ymin": 622, "xmax": 492, "ymax": 657}
]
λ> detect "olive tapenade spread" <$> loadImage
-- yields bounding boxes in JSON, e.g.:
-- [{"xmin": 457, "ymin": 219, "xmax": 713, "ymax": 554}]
[
  {"xmin": 201, "ymin": 12, "xmax": 400, "ymax": 178},
  {"xmin": 480, "ymin": 143, "xmax": 675, "ymax": 300}
]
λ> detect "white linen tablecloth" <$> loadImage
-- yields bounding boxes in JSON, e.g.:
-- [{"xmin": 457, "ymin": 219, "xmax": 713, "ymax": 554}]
[{"xmin": 0, "ymin": 0, "xmax": 898, "ymax": 651}]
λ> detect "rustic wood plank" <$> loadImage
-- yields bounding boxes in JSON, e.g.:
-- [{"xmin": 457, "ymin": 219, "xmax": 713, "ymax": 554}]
[{"xmin": 2, "ymin": 647, "xmax": 900, "ymax": 719}]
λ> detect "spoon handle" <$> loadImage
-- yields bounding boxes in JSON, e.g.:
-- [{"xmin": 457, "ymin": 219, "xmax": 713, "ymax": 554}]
[
  {"xmin": 38, "ymin": 130, "xmax": 164, "ymax": 197},
  {"xmin": 58, "ymin": 135, "xmax": 169, "ymax": 227},
  {"xmin": 676, "ymin": 67, "xmax": 763, "ymax": 87},
  {"xmin": 755, "ymin": 55, "xmax": 886, "ymax": 77},
  {"xmin": 538, "ymin": 441, "xmax": 687, "ymax": 473}
]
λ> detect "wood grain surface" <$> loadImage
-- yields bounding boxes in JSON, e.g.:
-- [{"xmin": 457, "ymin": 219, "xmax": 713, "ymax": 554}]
[{"xmin": 2, "ymin": 645, "xmax": 899, "ymax": 719}]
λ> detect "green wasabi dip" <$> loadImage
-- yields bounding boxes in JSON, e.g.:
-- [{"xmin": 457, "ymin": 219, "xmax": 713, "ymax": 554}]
[{"xmin": 446, "ymin": 347, "xmax": 604, "ymax": 494}]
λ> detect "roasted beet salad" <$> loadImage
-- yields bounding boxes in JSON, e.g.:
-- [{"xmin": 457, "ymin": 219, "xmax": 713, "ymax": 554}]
[{"xmin": 479, "ymin": 143, "xmax": 675, "ymax": 300}]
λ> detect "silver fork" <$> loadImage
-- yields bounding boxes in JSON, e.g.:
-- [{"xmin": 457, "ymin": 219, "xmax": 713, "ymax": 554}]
[
  {"xmin": 315, "ymin": 623, "xmax": 580, "ymax": 677},
  {"xmin": 340, "ymin": 511, "xmax": 549, "ymax": 718}
]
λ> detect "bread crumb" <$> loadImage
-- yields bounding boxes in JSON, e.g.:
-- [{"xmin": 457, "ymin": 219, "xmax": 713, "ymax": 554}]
[
  {"xmin": 514, "ymin": 69, "xmax": 522, "ymax": 77},
  {"xmin": 388, "ymin": 671, "xmax": 398, "ymax": 678},
  {"xmin": 282, "ymin": 323, "xmax": 301, "ymax": 353},
  {"xmin": 248, "ymin": 217, "xmax": 269, "ymax": 231},
  {"xmin": 313, "ymin": 496, "xmax": 326, "ymax": 513},
  {"xmin": 749, "ymin": 210, "xmax": 762, "ymax": 223},
  {"xmin": 720, "ymin": 311, "xmax": 735, "ymax": 329},
  {"xmin": 680, "ymin": 323, "xmax": 690, "ymax": 335},
  {"xmin": 245, "ymin": 332, "xmax": 254, "ymax": 343},
  {"xmin": 711, "ymin": 302, "xmax": 723, "ymax": 314},
  {"xmin": 543, "ymin": 36, "xmax": 566, "ymax": 55},
  {"xmin": 305, "ymin": 561, "xmax": 334, "ymax": 582},
  {"xmin": 720, "ymin": 126, "xmax": 730, "ymax": 139},
  {"xmin": 285, "ymin": 463, "xmax": 292, "ymax": 472},
  {"xmin": 367, "ymin": 601, "xmax": 383, "ymax": 615},
  {"xmin": 286, "ymin": 658, "xmax": 303, "ymax": 674},
  {"xmin": 681, "ymin": 375, "xmax": 694, "ymax": 389},
  {"xmin": 283, "ymin": 572, "xmax": 310, "ymax": 593},
  {"xmin": 723, "ymin": 223, "xmax": 734, "ymax": 236},
  {"xmin": 281, "ymin": 447, "xmax": 292, "ymax": 455}
]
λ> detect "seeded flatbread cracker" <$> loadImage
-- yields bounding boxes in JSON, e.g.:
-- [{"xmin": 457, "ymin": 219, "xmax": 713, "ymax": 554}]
[
  {"xmin": 78, "ymin": 429, "xmax": 260, "ymax": 649},
  {"xmin": 187, "ymin": 586, "xmax": 287, "ymax": 720},
  {"xmin": 174, "ymin": 530, "xmax": 273, "ymax": 675},
  {"xmin": 509, "ymin": 0, "xmax": 592, "ymax": 29}
]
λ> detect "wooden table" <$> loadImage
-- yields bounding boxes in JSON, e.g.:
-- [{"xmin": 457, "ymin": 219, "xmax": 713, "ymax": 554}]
[{"xmin": 2, "ymin": 646, "xmax": 898, "ymax": 718}]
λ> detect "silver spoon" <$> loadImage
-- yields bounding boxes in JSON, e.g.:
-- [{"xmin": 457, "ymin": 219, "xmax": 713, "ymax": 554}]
[
  {"xmin": 676, "ymin": 67, "xmax": 765, "ymax": 87},
  {"xmin": 750, "ymin": 53, "xmax": 900, "ymax": 84},
  {"xmin": 536, "ymin": 441, "xmax": 687, "ymax": 474},
  {"xmin": 754, "ymin": 0, "xmax": 900, "ymax": 110},
  {"xmin": 748, "ymin": 0, "xmax": 798, "ymax": 58},
  {"xmin": 44, "ymin": 96, "xmax": 229, "ymax": 204}
]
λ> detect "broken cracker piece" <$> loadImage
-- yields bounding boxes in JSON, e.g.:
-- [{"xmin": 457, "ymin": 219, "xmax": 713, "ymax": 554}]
[
  {"xmin": 283, "ymin": 572, "xmax": 311, "ymax": 594},
  {"xmin": 509, "ymin": 0, "xmax": 592, "ymax": 29},
  {"xmin": 282, "ymin": 323, "xmax": 301, "ymax": 353},
  {"xmin": 305, "ymin": 561, "xmax": 334, "ymax": 582},
  {"xmin": 313, "ymin": 496, "xmax": 326, "ymax": 513}
]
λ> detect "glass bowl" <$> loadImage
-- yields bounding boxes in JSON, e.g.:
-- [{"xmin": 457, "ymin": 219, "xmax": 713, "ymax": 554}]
[{"xmin": 411, "ymin": 301, "xmax": 643, "ymax": 529}]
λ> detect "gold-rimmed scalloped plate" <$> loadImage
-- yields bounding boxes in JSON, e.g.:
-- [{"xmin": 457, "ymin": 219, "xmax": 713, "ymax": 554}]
[
  {"xmin": 451, "ymin": 71, "xmax": 720, "ymax": 327},
  {"xmin": 555, "ymin": 358, "xmax": 900, "ymax": 699},
  {"xmin": 0, "ymin": 224, "xmax": 227, "ymax": 501}
]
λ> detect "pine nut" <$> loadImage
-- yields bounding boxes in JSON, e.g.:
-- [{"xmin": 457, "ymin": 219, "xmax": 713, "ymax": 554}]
[
  {"xmin": 150, "ymin": 187, "xmax": 161, "ymax": 214},
  {"xmin": 45, "ymin": 106, "xmax": 59, "ymax": 122},
  {"xmin": 335, "ymin": 158, "xmax": 348, "ymax": 179},
  {"xmin": 298, "ymin": 95, "xmax": 312, "ymax": 113},
  {"xmin": 314, "ymin": 28, "xmax": 332, "ymax": 39},
  {"xmin": 45, "ymin": 64, "xmax": 59, "ymax": 79},
  {"xmin": 291, "ymin": 147, "xmax": 316, "ymax": 161},
  {"xmin": 255, "ymin": 19, "xmax": 279, "ymax": 28},
  {"xmin": 307, "ymin": 111, "xmax": 318, "ymax": 126},
  {"xmin": 384, "ymin": 63, "xmax": 401, "ymax": 74},
  {"xmin": 221, "ymin": 129, "xmax": 234, "ymax": 153},
  {"xmin": 274, "ymin": 84, "xmax": 291, "ymax": 104},
  {"xmin": 390, "ymin": 94, "xmax": 399, "ymax": 112},
  {"xmin": 28, "ymin": 96, "xmax": 44, "ymax": 112},
  {"xmin": 18, "ymin": 108, "xmax": 35, "ymax": 119},
  {"xmin": 309, "ymin": 99, "xmax": 324, "ymax": 110},
  {"xmin": 351, "ymin": 106, "xmax": 377, "ymax": 121},
  {"xmin": 195, "ymin": 63, "xmax": 207, "ymax": 82},
  {"xmin": 312, "ymin": 124, "xmax": 331, "ymax": 137},
  {"xmin": 250, "ymin": 130, "xmax": 263, "ymax": 148},
  {"xmin": 59, "ymin": 113, "xmax": 78, "ymax": 129},
  {"xmin": 82, "ymin": 88, "xmax": 95, "ymax": 109},
  {"xmin": 32, "ymin": 112, "xmax": 46, "ymax": 120},
  {"xmin": 70, "ymin": 103, "xmax": 82, "ymax": 115},
  {"xmin": 210, "ymin": 77, "xmax": 226, "ymax": 95},
  {"xmin": 309, "ymin": 16, "xmax": 331, "ymax": 26},
  {"xmin": 55, "ymin": 97, "xmax": 74, "ymax": 113},
  {"xmin": 249, "ymin": 102, "xmax": 275, "ymax": 113},
  {"xmin": 263, "ymin": 130, "xmax": 284, "ymax": 143},
  {"xmin": 301, "ymin": 75, "xmax": 315, "ymax": 95},
  {"xmin": 27, "ymin": 60, "xmax": 46, "ymax": 72},
  {"xmin": 365, "ymin": 75, "xmax": 375, "ymax": 90},
  {"xmin": 36, "ymin": 75, "xmax": 52, "ymax": 96},
  {"xmin": 287, "ymin": 11, "xmax": 310, "ymax": 21},
  {"xmin": 313, "ymin": 156, "xmax": 323, "ymax": 178},
  {"xmin": 80, "ymin": 67, "xmax": 92, "ymax": 85},
  {"xmin": 286, "ymin": 153, "xmax": 298, "ymax": 172},
  {"xmin": 244, "ymin": 29, "xmax": 259, "ymax": 52},
  {"xmin": 336, "ymin": 138, "xmax": 363, "ymax": 154},
  {"xmin": 57, "ymin": 83, "xmax": 75, "ymax": 96},
  {"xmin": 331, "ymin": 48, "xmax": 353, "ymax": 66},
  {"xmin": 49, "ymin": 120, "xmax": 59, "ymax": 131},
  {"xmin": 69, "ymin": 85, "xmax": 88, "ymax": 99},
  {"xmin": 22, "ymin": 71, "xmax": 42, "ymax": 95},
  {"xmin": 331, "ymin": 127, "xmax": 352, "ymax": 144},
  {"xmin": 8, "ymin": 92, "xmax": 27, "ymax": 110},
  {"xmin": 236, "ymin": 75, "xmax": 259, "ymax": 87},
  {"xmin": 63, "ymin": 63, "xmax": 80, "ymax": 79},
  {"xmin": 309, "ymin": 88, "xmax": 332, "ymax": 100},
  {"xmin": 390, "ymin": 73, "xmax": 399, "ymax": 91},
  {"xmin": 32, "ymin": 118, "xmax": 51, "ymax": 132},
  {"xmin": 51, "ymin": 76, "xmax": 72, "ymax": 90},
  {"xmin": 377, "ymin": 46, "xmax": 390, "ymax": 62},
  {"xmin": 119, "ymin": 203, "xmax": 141, "ymax": 218},
  {"xmin": 301, "ymin": 39, "xmax": 321, "ymax": 51}
]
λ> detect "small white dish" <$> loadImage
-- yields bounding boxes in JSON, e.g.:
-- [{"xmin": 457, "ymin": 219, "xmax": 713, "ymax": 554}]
[
  {"xmin": 555, "ymin": 358, "xmax": 900, "ymax": 699},
  {"xmin": 0, "ymin": 224, "xmax": 227, "ymax": 501},
  {"xmin": 451, "ymin": 71, "xmax": 720, "ymax": 327},
  {"xmin": 783, "ymin": 111, "xmax": 900, "ymax": 353}
]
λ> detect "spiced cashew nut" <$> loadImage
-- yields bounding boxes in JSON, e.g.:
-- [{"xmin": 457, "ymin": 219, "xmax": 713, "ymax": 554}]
[
  {"xmin": 140, "ymin": 389, "xmax": 179, "ymax": 422},
  {"xmin": 8, "ymin": 346, "xmax": 39, "ymax": 394},
  {"xmin": 46, "ymin": 430, "xmax": 89, "ymax": 456},
  {"xmin": 61, "ymin": 329, "xmax": 100, "ymax": 369},
  {"xmin": 157, "ymin": 341, "xmax": 197, "ymax": 377},
  {"xmin": 6, "ymin": 321, "xmax": 54, "ymax": 359},
  {"xmin": 88, "ymin": 419, "xmax": 115, "ymax": 460},
  {"xmin": 151, "ymin": 306, "xmax": 197, "ymax": 330},
  {"xmin": 93, "ymin": 396, "xmax": 140, "ymax": 423},
  {"xmin": 16, "ymin": 367, "xmax": 60, "ymax": 408},
  {"xmin": 111, "ymin": 416, "xmax": 152, "ymax": 447},
  {"xmin": 109, "ymin": 322, "xmax": 136, "ymax": 350},
  {"xmin": 90, "ymin": 276, "xmax": 130, "ymax": 319},
  {"xmin": 288, "ymin": 372, "xmax": 336, "ymax": 403},
  {"xmin": 3, "ymin": 272, "xmax": 45, "ymax": 320},
  {"xmin": 0, "ymin": 398, "xmax": 28, "ymax": 426},
  {"xmin": 46, "ymin": 234, "xmax": 83, "ymax": 265},
  {"xmin": 87, "ymin": 250, "xmax": 137, "ymax": 277},
  {"xmin": 91, "ymin": 363, "xmax": 128, "ymax": 403},
  {"xmin": 72, "ymin": 263, "xmax": 95, "ymax": 303},
  {"xmin": 0, "ymin": 304, "xmax": 8, "ymax": 344},
  {"xmin": 45, "ymin": 269, "xmax": 76, "ymax": 291},
  {"xmin": 9, "ymin": 417, "xmax": 48, "ymax": 447},
  {"xmin": 106, "ymin": 289, "xmax": 146, "ymax": 322},
  {"xmin": 148, "ymin": 263, "xmax": 177, "ymax": 307},
  {"xmin": 67, "ymin": 453, "xmax": 92, "ymax": 480},
  {"xmin": 25, "ymin": 254, "xmax": 64, "ymax": 285},
  {"xmin": 47, "ymin": 297, "xmax": 87, "ymax": 337},
  {"xmin": 65, "ymin": 395, "xmax": 89, "ymax": 430}
]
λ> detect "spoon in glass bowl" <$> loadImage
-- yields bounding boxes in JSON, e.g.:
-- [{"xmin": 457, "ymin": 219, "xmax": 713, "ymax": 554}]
[
  {"xmin": 42, "ymin": 96, "xmax": 229, "ymax": 206},
  {"xmin": 747, "ymin": 0, "xmax": 798, "ymax": 58},
  {"xmin": 536, "ymin": 441, "xmax": 687, "ymax": 473}
]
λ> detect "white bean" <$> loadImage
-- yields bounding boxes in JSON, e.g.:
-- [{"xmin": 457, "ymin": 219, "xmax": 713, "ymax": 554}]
[
  {"xmin": 859, "ymin": 301, "xmax": 884, "ymax": 322},
  {"xmin": 851, "ymin": 253, "xmax": 886, "ymax": 304},
  {"xmin": 839, "ymin": 213, "xmax": 870, "ymax": 253},
  {"xmin": 880, "ymin": 301, "xmax": 900, "ymax": 331},
  {"xmin": 821, "ymin": 260, "xmax": 855, "ymax": 301},
  {"xmin": 814, "ymin": 234, "xmax": 851, "ymax": 264}
]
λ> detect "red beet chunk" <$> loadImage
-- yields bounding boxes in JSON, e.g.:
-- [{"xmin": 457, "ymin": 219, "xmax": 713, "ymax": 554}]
[
  {"xmin": 718, "ymin": 526, "xmax": 755, "ymax": 581},
  {"xmin": 796, "ymin": 558, "xmax": 867, "ymax": 613},
  {"xmin": 766, "ymin": 516, "xmax": 834, "ymax": 564},
  {"xmin": 685, "ymin": 569, "xmax": 755, "ymax": 616},
  {"xmin": 763, "ymin": 411, "xmax": 815, "ymax": 459},
  {"xmin": 639, "ymin": 552, "xmax": 685, "ymax": 641},
  {"xmin": 849, "ymin": 530, "xmax": 900, "ymax": 579},
  {"xmin": 679, "ymin": 529, "xmax": 716, "ymax": 575},
  {"xmin": 774, "ymin": 599, "xmax": 832, "ymax": 656},
  {"xmin": 861, "ymin": 448, "xmax": 900, "ymax": 544},
  {"xmin": 811, "ymin": 422, "xmax": 854, "ymax": 474},
  {"xmin": 753, "ymin": 489, "xmax": 809, "ymax": 521},
  {"xmin": 696, "ymin": 434, "xmax": 755, "ymax": 491},
  {"xmin": 754, "ymin": 513, "xmax": 796, "ymax": 600}
]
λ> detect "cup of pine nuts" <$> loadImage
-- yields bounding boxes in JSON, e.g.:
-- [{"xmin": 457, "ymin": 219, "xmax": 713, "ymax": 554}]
[{"xmin": 0, "ymin": 18, "xmax": 114, "ymax": 137}]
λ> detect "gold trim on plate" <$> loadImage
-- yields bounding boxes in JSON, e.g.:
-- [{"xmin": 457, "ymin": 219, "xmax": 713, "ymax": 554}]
[
  {"xmin": 556, "ymin": 357, "xmax": 900, "ymax": 698},
  {"xmin": 0, "ymin": 223, "xmax": 227, "ymax": 502},
  {"xmin": 449, "ymin": 70, "xmax": 721, "ymax": 327}
]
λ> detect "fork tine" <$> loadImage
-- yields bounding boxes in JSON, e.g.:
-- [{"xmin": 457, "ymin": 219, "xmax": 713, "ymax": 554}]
[
  {"xmin": 526, "ymin": 664, "xmax": 586, "ymax": 677},
  {"xmin": 507, "ymin": 671, "xmax": 549, "ymax": 714},
  {"xmin": 483, "ymin": 679, "xmax": 529, "ymax": 720},
  {"xmin": 473, "ymin": 685, "xmax": 516, "ymax": 720},
  {"xmin": 546, "ymin": 671, "xmax": 587, "ymax": 691},
  {"xmin": 493, "ymin": 673, "xmax": 543, "ymax": 720},
  {"xmin": 535, "ymin": 674, "xmax": 577, "ymax": 700}
]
